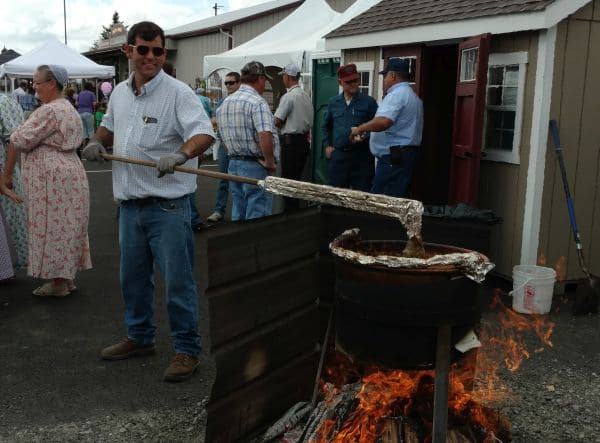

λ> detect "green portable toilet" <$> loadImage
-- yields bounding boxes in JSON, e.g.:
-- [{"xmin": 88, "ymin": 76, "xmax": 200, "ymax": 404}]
[{"xmin": 311, "ymin": 57, "xmax": 340, "ymax": 184}]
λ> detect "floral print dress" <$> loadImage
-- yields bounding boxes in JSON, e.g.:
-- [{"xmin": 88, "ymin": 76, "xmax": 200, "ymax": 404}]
[
  {"xmin": 0, "ymin": 94, "xmax": 28, "ymax": 271},
  {"xmin": 10, "ymin": 98, "xmax": 92, "ymax": 279}
]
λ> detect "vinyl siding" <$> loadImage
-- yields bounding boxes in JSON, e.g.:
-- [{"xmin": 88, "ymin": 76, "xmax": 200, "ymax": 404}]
[
  {"xmin": 172, "ymin": 33, "xmax": 229, "ymax": 87},
  {"xmin": 479, "ymin": 31, "xmax": 538, "ymax": 277},
  {"xmin": 540, "ymin": 0, "xmax": 600, "ymax": 280}
]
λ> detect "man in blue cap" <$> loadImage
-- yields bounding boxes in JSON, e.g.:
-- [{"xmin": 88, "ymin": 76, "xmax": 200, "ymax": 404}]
[{"xmin": 350, "ymin": 58, "xmax": 423, "ymax": 198}]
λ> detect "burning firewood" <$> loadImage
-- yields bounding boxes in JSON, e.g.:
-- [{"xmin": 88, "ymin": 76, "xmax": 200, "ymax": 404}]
[{"xmin": 261, "ymin": 401, "xmax": 312, "ymax": 442}]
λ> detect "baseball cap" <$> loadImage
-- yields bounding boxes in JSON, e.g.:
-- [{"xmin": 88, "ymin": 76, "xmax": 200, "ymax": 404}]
[
  {"xmin": 278, "ymin": 63, "xmax": 301, "ymax": 77},
  {"xmin": 241, "ymin": 61, "xmax": 273, "ymax": 80},
  {"xmin": 379, "ymin": 58, "xmax": 410, "ymax": 75},
  {"xmin": 337, "ymin": 64, "xmax": 360, "ymax": 82}
]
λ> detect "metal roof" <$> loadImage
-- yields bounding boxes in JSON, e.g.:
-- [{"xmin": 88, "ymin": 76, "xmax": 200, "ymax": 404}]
[{"xmin": 166, "ymin": 0, "xmax": 302, "ymax": 38}]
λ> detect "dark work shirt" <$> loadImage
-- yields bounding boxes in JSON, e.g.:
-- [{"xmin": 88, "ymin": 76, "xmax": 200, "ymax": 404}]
[{"xmin": 322, "ymin": 92, "xmax": 378, "ymax": 151}]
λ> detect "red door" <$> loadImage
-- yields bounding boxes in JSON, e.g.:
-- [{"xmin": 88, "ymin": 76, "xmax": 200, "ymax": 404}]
[
  {"xmin": 448, "ymin": 34, "xmax": 490, "ymax": 205},
  {"xmin": 382, "ymin": 46, "xmax": 423, "ymax": 96}
]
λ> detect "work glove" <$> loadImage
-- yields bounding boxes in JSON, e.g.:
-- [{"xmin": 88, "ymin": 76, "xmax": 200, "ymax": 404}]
[
  {"xmin": 157, "ymin": 151, "xmax": 188, "ymax": 178},
  {"xmin": 82, "ymin": 138, "xmax": 107, "ymax": 162}
]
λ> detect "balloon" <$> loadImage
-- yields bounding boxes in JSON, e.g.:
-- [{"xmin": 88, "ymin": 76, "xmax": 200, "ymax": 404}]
[{"xmin": 100, "ymin": 82, "xmax": 113, "ymax": 95}]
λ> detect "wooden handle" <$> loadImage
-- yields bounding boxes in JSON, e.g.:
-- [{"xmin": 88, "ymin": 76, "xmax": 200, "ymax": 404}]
[{"xmin": 101, "ymin": 153, "xmax": 260, "ymax": 185}]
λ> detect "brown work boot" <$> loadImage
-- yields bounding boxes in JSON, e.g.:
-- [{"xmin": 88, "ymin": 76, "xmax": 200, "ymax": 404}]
[
  {"xmin": 163, "ymin": 353, "xmax": 200, "ymax": 382},
  {"xmin": 100, "ymin": 338, "xmax": 155, "ymax": 361}
]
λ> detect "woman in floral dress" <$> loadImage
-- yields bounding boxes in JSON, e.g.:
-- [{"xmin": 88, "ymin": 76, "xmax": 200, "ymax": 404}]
[
  {"xmin": 0, "ymin": 93, "xmax": 28, "ymax": 272},
  {"xmin": 5, "ymin": 65, "xmax": 92, "ymax": 296}
]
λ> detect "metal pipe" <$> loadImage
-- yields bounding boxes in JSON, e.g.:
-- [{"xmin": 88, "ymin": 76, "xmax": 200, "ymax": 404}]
[
  {"xmin": 63, "ymin": 0, "xmax": 67, "ymax": 45},
  {"xmin": 218, "ymin": 28, "xmax": 234, "ymax": 49},
  {"xmin": 432, "ymin": 324, "xmax": 451, "ymax": 443}
]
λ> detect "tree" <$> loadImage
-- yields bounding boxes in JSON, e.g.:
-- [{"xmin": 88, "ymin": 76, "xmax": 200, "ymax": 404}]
[{"xmin": 90, "ymin": 11, "xmax": 125, "ymax": 51}]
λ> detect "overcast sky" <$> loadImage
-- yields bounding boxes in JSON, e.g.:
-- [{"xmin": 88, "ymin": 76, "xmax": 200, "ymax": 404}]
[{"xmin": 0, "ymin": 0, "xmax": 271, "ymax": 55}]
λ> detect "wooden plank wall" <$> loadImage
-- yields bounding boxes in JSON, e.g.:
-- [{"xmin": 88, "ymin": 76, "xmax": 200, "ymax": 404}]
[
  {"xmin": 200, "ymin": 210, "xmax": 322, "ymax": 443},
  {"xmin": 478, "ymin": 31, "xmax": 538, "ymax": 277},
  {"xmin": 539, "ymin": 0, "xmax": 600, "ymax": 280},
  {"xmin": 344, "ymin": 47, "xmax": 382, "ymax": 95}
]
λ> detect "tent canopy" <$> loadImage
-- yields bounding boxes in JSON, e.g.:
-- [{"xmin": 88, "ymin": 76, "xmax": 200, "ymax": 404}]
[
  {"xmin": 0, "ymin": 38, "xmax": 115, "ymax": 79},
  {"xmin": 203, "ymin": 0, "xmax": 382, "ymax": 77}
]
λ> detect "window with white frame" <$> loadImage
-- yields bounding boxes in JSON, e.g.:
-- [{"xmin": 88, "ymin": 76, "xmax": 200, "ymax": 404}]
[
  {"xmin": 352, "ymin": 62, "xmax": 374, "ymax": 96},
  {"xmin": 483, "ymin": 52, "xmax": 528, "ymax": 164}
]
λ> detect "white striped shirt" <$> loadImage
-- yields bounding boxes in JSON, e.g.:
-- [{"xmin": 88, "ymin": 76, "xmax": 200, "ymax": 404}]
[
  {"xmin": 216, "ymin": 84, "xmax": 279, "ymax": 159},
  {"xmin": 102, "ymin": 70, "xmax": 214, "ymax": 200}
]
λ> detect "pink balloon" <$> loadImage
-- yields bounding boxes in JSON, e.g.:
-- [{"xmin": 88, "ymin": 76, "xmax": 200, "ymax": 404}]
[{"xmin": 100, "ymin": 82, "xmax": 113, "ymax": 94}]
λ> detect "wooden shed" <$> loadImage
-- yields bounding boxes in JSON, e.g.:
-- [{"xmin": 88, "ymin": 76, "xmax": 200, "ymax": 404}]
[{"xmin": 321, "ymin": 0, "xmax": 600, "ymax": 280}]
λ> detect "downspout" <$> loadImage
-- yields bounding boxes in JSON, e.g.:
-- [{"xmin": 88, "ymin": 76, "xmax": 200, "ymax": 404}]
[
  {"xmin": 219, "ymin": 28, "xmax": 234, "ymax": 50},
  {"xmin": 520, "ymin": 26, "xmax": 557, "ymax": 265}
]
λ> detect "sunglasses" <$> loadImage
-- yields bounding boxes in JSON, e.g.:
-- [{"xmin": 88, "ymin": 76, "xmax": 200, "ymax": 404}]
[
  {"xmin": 224, "ymin": 81, "xmax": 238, "ymax": 86},
  {"xmin": 131, "ymin": 45, "xmax": 165, "ymax": 57}
]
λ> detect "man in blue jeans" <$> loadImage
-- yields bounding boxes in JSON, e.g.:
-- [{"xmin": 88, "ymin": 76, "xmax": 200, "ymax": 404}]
[
  {"xmin": 207, "ymin": 71, "xmax": 240, "ymax": 223},
  {"xmin": 82, "ymin": 21, "xmax": 215, "ymax": 382},
  {"xmin": 351, "ymin": 58, "xmax": 423, "ymax": 198},
  {"xmin": 216, "ymin": 62, "xmax": 276, "ymax": 221}
]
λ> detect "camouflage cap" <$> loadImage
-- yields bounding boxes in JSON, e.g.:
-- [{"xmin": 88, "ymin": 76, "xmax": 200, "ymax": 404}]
[{"xmin": 241, "ymin": 61, "xmax": 273, "ymax": 80}]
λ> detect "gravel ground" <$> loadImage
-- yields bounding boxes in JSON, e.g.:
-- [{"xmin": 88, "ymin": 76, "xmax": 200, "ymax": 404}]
[
  {"xmin": 2, "ymin": 293, "xmax": 596, "ymax": 443},
  {"xmin": 1, "ymin": 400, "xmax": 207, "ymax": 443},
  {"xmin": 489, "ymin": 293, "xmax": 600, "ymax": 443}
]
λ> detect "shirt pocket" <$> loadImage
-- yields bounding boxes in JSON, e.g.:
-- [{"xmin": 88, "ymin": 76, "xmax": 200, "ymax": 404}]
[
  {"xmin": 332, "ymin": 109, "xmax": 346, "ymax": 120},
  {"xmin": 138, "ymin": 122, "xmax": 160, "ymax": 149},
  {"xmin": 352, "ymin": 104, "xmax": 370, "ymax": 124}
]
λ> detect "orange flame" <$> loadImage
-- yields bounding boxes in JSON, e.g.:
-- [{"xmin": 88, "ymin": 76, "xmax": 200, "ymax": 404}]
[
  {"xmin": 312, "ymin": 290, "xmax": 555, "ymax": 442},
  {"xmin": 555, "ymin": 256, "xmax": 567, "ymax": 282}
]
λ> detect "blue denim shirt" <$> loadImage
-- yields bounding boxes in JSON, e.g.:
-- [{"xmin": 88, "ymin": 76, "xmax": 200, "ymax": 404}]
[
  {"xmin": 322, "ymin": 92, "xmax": 377, "ymax": 151},
  {"xmin": 369, "ymin": 82, "xmax": 423, "ymax": 158}
]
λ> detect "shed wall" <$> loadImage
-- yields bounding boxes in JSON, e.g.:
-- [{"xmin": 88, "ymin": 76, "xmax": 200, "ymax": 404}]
[
  {"xmin": 231, "ymin": 9, "xmax": 296, "ymax": 47},
  {"xmin": 479, "ymin": 31, "xmax": 539, "ymax": 277},
  {"xmin": 343, "ymin": 46, "xmax": 382, "ymax": 94},
  {"xmin": 173, "ymin": 33, "xmax": 229, "ymax": 87},
  {"xmin": 540, "ymin": 0, "xmax": 600, "ymax": 280}
]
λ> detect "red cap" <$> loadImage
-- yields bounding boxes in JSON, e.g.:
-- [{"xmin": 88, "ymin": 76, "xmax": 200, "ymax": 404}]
[{"xmin": 337, "ymin": 63, "xmax": 360, "ymax": 82}]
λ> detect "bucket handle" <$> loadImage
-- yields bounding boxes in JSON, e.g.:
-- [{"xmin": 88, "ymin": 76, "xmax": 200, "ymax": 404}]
[{"xmin": 508, "ymin": 277, "xmax": 535, "ymax": 297}]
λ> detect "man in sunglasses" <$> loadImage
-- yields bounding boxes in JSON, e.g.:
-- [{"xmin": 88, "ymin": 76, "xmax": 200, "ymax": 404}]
[
  {"xmin": 322, "ymin": 63, "xmax": 378, "ymax": 192},
  {"xmin": 206, "ymin": 72, "xmax": 241, "ymax": 223},
  {"xmin": 350, "ymin": 58, "xmax": 423, "ymax": 198},
  {"xmin": 82, "ymin": 21, "xmax": 215, "ymax": 383},
  {"xmin": 216, "ymin": 61, "xmax": 277, "ymax": 221}
]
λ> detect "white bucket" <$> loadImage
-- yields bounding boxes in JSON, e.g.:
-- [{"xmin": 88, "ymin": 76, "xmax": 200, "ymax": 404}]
[{"xmin": 510, "ymin": 265, "xmax": 556, "ymax": 314}]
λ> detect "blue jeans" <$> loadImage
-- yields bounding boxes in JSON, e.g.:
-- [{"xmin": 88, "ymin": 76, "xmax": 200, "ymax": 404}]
[
  {"xmin": 327, "ymin": 148, "xmax": 374, "ymax": 192},
  {"xmin": 119, "ymin": 196, "xmax": 201, "ymax": 356},
  {"xmin": 228, "ymin": 159, "xmax": 272, "ymax": 221},
  {"xmin": 370, "ymin": 148, "xmax": 420, "ymax": 198},
  {"xmin": 214, "ymin": 144, "xmax": 230, "ymax": 215},
  {"xmin": 187, "ymin": 193, "xmax": 204, "ymax": 227}
]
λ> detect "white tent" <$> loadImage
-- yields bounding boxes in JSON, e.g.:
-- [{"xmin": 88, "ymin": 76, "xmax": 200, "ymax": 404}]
[
  {"xmin": 0, "ymin": 38, "xmax": 115, "ymax": 79},
  {"xmin": 203, "ymin": 0, "xmax": 382, "ymax": 77}
]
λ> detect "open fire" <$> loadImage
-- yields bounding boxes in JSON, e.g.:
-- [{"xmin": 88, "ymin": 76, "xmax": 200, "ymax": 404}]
[{"xmin": 262, "ymin": 292, "xmax": 555, "ymax": 443}]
